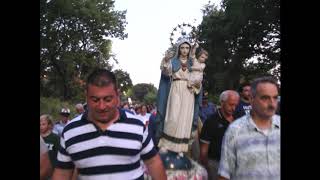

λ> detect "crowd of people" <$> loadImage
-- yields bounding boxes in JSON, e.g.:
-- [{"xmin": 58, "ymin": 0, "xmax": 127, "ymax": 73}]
[
  {"xmin": 40, "ymin": 69, "xmax": 168, "ymax": 180},
  {"xmin": 40, "ymin": 70, "xmax": 280, "ymax": 180},
  {"xmin": 40, "ymin": 36, "xmax": 280, "ymax": 180}
]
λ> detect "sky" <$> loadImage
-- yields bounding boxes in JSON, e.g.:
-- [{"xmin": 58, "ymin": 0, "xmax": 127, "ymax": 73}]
[{"xmin": 111, "ymin": 0, "xmax": 222, "ymax": 88}]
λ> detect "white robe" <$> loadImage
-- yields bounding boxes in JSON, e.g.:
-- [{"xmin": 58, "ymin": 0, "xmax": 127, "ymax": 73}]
[{"xmin": 158, "ymin": 67, "xmax": 195, "ymax": 152}]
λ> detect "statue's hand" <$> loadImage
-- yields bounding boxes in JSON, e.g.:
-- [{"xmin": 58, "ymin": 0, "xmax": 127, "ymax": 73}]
[
  {"xmin": 164, "ymin": 57, "xmax": 170, "ymax": 63},
  {"xmin": 195, "ymin": 42, "xmax": 199, "ymax": 48},
  {"xmin": 194, "ymin": 82, "xmax": 201, "ymax": 88},
  {"xmin": 164, "ymin": 50, "xmax": 174, "ymax": 62}
]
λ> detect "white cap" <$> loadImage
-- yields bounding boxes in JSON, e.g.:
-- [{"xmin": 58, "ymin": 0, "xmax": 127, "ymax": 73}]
[{"xmin": 60, "ymin": 108, "xmax": 70, "ymax": 115}]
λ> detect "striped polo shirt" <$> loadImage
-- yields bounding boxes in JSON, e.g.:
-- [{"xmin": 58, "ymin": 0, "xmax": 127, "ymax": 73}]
[
  {"xmin": 56, "ymin": 109, "xmax": 157, "ymax": 180},
  {"xmin": 218, "ymin": 114, "xmax": 280, "ymax": 180}
]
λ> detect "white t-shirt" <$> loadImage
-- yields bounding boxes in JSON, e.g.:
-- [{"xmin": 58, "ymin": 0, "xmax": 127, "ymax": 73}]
[
  {"xmin": 138, "ymin": 113, "xmax": 151, "ymax": 125},
  {"xmin": 40, "ymin": 136, "xmax": 48, "ymax": 155}
]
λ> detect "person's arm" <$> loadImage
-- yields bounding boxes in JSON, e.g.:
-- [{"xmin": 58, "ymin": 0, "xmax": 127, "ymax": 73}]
[
  {"xmin": 199, "ymin": 142, "xmax": 209, "ymax": 168},
  {"xmin": 190, "ymin": 64, "xmax": 205, "ymax": 73},
  {"xmin": 141, "ymin": 124, "xmax": 167, "ymax": 179},
  {"xmin": 40, "ymin": 151, "xmax": 52, "ymax": 180},
  {"xmin": 201, "ymin": 63, "xmax": 206, "ymax": 71},
  {"xmin": 52, "ymin": 168, "xmax": 73, "ymax": 180},
  {"xmin": 217, "ymin": 126, "xmax": 236, "ymax": 179},
  {"xmin": 71, "ymin": 168, "xmax": 78, "ymax": 180},
  {"xmin": 191, "ymin": 42, "xmax": 199, "ymax": 59},
  {"xmin": 52, "ymin": 134, "xmax": 75, "ymax": 180},
  {"xmin": 191, "ymin": 66, "xmax": 202, "ymax": 71},
  {"xmin": 160, "ymin": 53, "xmax": 173, "ymax": 76},
  {"xmin": 40, "ymin": 136, "xmax": 52, "ymax": 180},
  {"xmin": 144, "ymin": 154, "xmax": 167, "ymax": 180},
  {"xmin": 164, "ymin": 50, "xmax": 175, "ymax": 62},
  {"xmin": 218, "ymin": 176, "xmax": 229, "ymax": 180},
  {"xmin": 194, "ymin": 81, "xmax": 202, "ymax": 89},
  {"xmin": 199, "ymin": 119, "xmax": 214, "ymax": 168}
]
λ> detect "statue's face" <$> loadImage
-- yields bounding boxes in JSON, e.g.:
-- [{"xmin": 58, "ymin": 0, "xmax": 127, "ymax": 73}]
[
  {"xmin": 198, "ymin": 54, "xmax": 208, "ymax": 63},
  {"xmin": 179, "ymin": 43, "xmax": 190, "ymax": 57}
]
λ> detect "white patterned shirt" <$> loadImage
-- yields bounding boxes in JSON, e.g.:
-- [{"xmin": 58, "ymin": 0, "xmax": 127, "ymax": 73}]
[{"xmin": 218, "ymin": 114, "xmax": 280, "ymax": 180}]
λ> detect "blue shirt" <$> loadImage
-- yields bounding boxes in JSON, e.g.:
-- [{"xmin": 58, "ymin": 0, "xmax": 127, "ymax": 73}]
[
  {"xmin": 200, "ymin": 102, "xmax": 216, "ymax": 123},
  {"xmin": 52, "ymin": 121, "xmax": 68, "ymax": 137},
  {"xmin": 234, "ymin": 100, "xmax": 252, "ymax": 119}
]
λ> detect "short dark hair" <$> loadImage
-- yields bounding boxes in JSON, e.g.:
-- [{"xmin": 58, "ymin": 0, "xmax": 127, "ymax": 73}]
[
  {"xmin": 251, "ymin": 76, "xmax": 279, "ymax": 97},
  {"xmin": 86, "ymin": 68, "xmax": 118, "ymax": 91},
  {"xmin": 238, "ymin": 82, "xmax": 251, "ymax": 93}
]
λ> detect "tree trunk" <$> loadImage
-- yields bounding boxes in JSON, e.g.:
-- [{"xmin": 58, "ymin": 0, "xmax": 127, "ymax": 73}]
[{"xmin": 228, "ymin": 54, "xmax": 242, "ymax": 90}]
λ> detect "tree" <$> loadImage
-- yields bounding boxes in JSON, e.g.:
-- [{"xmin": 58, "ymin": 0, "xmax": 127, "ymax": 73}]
[
  {"xmin": 198, "ymin": 0, "xmax": 280, "ymax": 95},
  {"xmin": 131, "ymin": 83, "xmax": 157, "ymax": 103},
  {"xmin": 222, "ymin": 0, "xmax": 280, "ymax": 83},
  {"xmin": 40, "ymin": 0, "xmax": 127, "ymax": 101},
  {"xmin": 114, "ymin": 69, "xmax": 133, "ymax": 93},
  {"xmin": 114, "ymin": 69, "xmax": 133, "ymax": 103},
  {"xmin": 144, "ymin": 91, "xmax": 157, "ymax": 105},
  {"xmin": 198, "ymin": 4, "xmax": 230, "ymax": 94}
]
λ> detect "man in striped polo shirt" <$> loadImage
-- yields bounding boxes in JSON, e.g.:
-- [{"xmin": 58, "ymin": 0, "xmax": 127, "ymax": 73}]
[
  {"xmin": 52, "ymin": 69, "xmax": 167, "ymax": 180},
  {"xmin": 218, "ymin": 76, "xmax": 280, "ymax": 180}
]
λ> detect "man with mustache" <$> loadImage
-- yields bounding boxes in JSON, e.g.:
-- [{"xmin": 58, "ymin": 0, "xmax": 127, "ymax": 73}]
[{"xmin": 218, "ymin": 76, "xmax": 280, "ymax": 180}]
